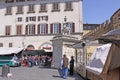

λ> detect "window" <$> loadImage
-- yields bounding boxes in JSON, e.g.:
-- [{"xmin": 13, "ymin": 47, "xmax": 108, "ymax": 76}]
[
  {"xmin": 38, "ymin": 16, "xmax": 48, "ymax": 21},
  {"xmin": 16, "ymin": 0, "xmax": 25, "ymax": 2},
  {"xmin": 17, "ymin": 17, "xmax": 22, "ymax": 22},
  {"xmin": 27, "ymin": 4, "xmax": 35, "ymax": 13},
  {"xmin": 16, "ymin": 5, "xmax": 23, "ymax": 14},
  {"xmin": 5, "ymin": 26, "xmax": 11, "ymax": 35},
  {"xmin": 51, "ymin": 23, "xmax": 61, "ymax": 34},
  {"xmin": 25, "ymin": 24, "xmax": 35, "ymax": 35},
  {"xmin": 39, "ymin": 4, "xmax": 47, "ymax": 13},
  {"xmin": 0, "ymin": 43, "xmax": 3, "ymax": 47},
  {"xmin": 27, "ymin": 0, "xmax": 35, "ymax": 1},
  {"xmin": 9, "ymin": 43, "xmax": 12, "ymax": 47},
  {"xmin": 29, "ymin": 17, "xmax": 36, "ymax": 21},
  {"xmin": 38, "ymin": 24, "xmax": 48, "ymax": 34},
  {"xmin": 52, "ymin": 3, "xmax": 60, "ymax": 12},
  {"xmin": 26, "ymin": 16, "xmax": 36, "ymax": 22},
  {"xmin": 64, "ymin": 2, "xmax": 73, "ymax": 11},
  {"xmin": 5, "ymin": 6, "xmax": 12, "ymax": 15},
  {"xmin": 5, "ymin": 0, "xmax": 14, "ymax": 3},
  {"xmin": 16, "ymin": 25, "xmax": 22, "ymax": 35}
]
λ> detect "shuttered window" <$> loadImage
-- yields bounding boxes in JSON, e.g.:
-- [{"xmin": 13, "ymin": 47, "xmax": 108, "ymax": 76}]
[
  {"xmin": 50, "ymin": 23, "xmax": 61, "ymax": 34},
  {"xmin": 16, "ymin": 5, "xmax": 23, "ymax": 14},
  {"xmin": 5, "ymin": 26, "xmax": 11, "ymax": 35},
  {"xmin": 64, "ymin": 2, "xmax": 73, "ymax": 11},
  {"xmin": 5, "ymin": 6, "xmax": 12, "ymax": 15},
  {"xmin": 52, "ymin": 3, "xmax": 60, "ymax": 12},
  {"xmin": 25, "ymin": 24, "xmax": 35, "ymax": 35},
  {"xmin": 0, "ymin": 43, "xmax": 3, "ymax": 47},
  {"xmin": 37, "ymin": 24, "xmax": 40, "ymax": 34},
  {"xmin": 39, "ymin": 4, "xmax": 47, "ymax": 13},
  {"xmin": 50, "ymin": 24, "xmax": 53, "ymax": 34},
  {"xmin": 16, "ymin": 25, "xmax": 22, "ymax": 35},
  {"xmin": 9, "ymin": 43, "xmax": 12, "ymax": 47},
  {"xmin": 27, "ymin": 4, "xmax": 35, "ymax": 13},
  {"xmin": 40, "ymin": 24, "xmax": 48, "ymax": 34}
]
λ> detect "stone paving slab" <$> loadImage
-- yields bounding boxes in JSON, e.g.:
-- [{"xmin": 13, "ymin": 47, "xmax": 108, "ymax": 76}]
[{"xmin": 0, "ymin": 66, "xmax": 84, "ymax": 80}]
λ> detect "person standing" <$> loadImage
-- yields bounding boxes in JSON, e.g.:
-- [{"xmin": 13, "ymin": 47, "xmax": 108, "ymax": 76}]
[
  {"xmin": 69, "ymin": 56, "xmax": 74, "ymax": 75},
  {"xmin": 61, "ymin": 54, "xmax": 69, "ymax": 79}
]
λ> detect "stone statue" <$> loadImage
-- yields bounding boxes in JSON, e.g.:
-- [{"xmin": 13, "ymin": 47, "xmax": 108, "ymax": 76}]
[{"xmin": 62, "ymin": 23, "xmax": 71, "ymax": 35}]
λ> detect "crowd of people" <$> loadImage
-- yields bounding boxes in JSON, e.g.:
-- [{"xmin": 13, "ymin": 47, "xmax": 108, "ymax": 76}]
[
  {"xmin": 12, "ymin": 54, "xmax": 52, "ymax": 67},
  {"xmin": 21, "ymin": 55, "xmax": 52, "ymax": 67}
]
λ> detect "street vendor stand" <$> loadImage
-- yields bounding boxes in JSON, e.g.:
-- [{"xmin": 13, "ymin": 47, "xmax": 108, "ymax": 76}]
[{"xmin": 86, "ymin": 28, "xmax": 120, "ymax": 80}]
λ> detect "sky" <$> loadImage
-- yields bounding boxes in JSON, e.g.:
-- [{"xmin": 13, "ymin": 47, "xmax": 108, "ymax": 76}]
[{"xmin": 82, "ymin": 0, "xmax": 120, "ymax": 24}]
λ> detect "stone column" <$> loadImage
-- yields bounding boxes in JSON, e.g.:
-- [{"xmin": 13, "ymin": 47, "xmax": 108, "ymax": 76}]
[{"xmin": 51, "ymin": 38, "xmax": 63, "ymax": 68}]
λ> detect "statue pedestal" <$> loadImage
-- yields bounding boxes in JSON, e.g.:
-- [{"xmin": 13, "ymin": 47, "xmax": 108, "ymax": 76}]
[{"xmin": 51, "ymin": 34, "xmax": 79, "ymax": 68}]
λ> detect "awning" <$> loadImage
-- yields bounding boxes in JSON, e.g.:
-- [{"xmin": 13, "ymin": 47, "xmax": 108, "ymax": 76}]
[
  {"xmin": 103, "ymin": 28, "xmax": 120, "ymax": 36},
  {"xmin": 99, "ymin": 28, "xmax": 120, "ymax": 43},
  {"xmin": 23, "ymin": 50, "xmax": 45, "ymax": 55},
  {"xmin": 0, "ymin": 47, "xmax": 23, "ymax": 55}
]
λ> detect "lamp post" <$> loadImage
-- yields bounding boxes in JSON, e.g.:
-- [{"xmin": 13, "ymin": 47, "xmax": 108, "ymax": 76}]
[
  {"xmin": 64, "ymin": 16, "xmax": 67, "ymax": 22},
  {"xmin": 82, "ymin": 41, "xmax": 87, "ymax": 79},
  {"xmin": 82, "ymin": 42, "xmax": 86, "ymax": 65},
  {"xmin": 64, "ymin": 16, "xmax": 68, "ymax": 28}
]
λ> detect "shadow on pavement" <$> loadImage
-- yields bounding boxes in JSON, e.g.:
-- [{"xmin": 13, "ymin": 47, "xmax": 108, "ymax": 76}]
[{"xmin": 52, "ymin": 75, "xmax": 62, "ymax": 78}]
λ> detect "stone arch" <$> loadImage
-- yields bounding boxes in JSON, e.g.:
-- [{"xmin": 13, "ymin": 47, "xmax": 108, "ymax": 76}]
[{"xmin": 26, "ymin": 44, "xmax": 35, "ymax": 50}]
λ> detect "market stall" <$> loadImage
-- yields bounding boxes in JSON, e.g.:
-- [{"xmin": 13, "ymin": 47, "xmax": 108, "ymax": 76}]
[{"xmin": 86, "ymin": 28, "xmax": 120, "ymax": 80}]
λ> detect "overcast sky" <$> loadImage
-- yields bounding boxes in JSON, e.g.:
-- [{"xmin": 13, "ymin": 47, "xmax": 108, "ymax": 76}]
[{"xmin": 82, "ymin": 0, "xmax": 120, "ymax": 24}]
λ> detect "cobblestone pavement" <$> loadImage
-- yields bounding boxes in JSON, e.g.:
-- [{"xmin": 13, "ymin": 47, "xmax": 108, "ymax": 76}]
[{"xmin": 0, "ymin": 66, "xmax": 84, "ymax": 80}]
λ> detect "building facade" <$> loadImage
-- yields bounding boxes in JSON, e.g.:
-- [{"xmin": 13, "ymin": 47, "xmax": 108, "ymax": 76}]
[
  {"xmin": 83, "ymin": 24, "xmax": 100, "ymax": 35},
  {"xmin": 0, "ymin": 0, "xmax": 83, "ymax": 51}
]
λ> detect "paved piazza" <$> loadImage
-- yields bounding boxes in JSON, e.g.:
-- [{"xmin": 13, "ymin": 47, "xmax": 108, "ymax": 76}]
[{"xmin": 0, "ymin": 66, "xmax": 84, "ymax": 80}]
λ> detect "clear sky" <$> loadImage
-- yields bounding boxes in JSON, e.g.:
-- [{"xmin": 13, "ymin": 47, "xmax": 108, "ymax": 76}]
[{"xmin": 82, "ymin": 0, "xmax": 120, "ymax": 24}]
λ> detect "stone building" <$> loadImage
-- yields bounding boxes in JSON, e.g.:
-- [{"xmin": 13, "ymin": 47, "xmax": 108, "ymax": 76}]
[{"xmin": 0, "ymin": 0, "xmax": 83, "ymax": 52}]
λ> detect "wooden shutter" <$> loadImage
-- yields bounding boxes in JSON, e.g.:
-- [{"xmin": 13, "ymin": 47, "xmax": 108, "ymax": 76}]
[
  {"xmin": 46, "ymin": 24, "xmax": 48, "ymax": 34},
  {"xmin": 17, "ymin": 25, "xmax": 22, "ymax": 35},
  {"xmin": 34, "ymin": 17, "xmax": 36, "ymax": 21},
  {"xmin": 50, "ymin": 24, "xmax": 53, "ymax": 34},
  {"xmin": 37, "ymin": 24, "xmax": 40, "ymax": 34},
  {"xmin": 25, "ymin": 25, "xmax": 28, "ymax": 35},
  {"xmin": 59, "ymin": 23, "xmax": 61, "ymax": 33},
  {"xmin": 72, "ymin": 23, "xmax": 75, "ymax": 33},
  {"xmin": 46, "ymin": 16, "xmax": 48, "ymax": 21},
  {"xmin": 26, "ymin": 17, "xmax": 28, "ymax": 22},
  {"xmin": 33, "ymin": 24, "xmax": 35, "ymax": 35},
  {"xmin": 38, "ymin": 16, "xmax": 40, "ymax": 21}
]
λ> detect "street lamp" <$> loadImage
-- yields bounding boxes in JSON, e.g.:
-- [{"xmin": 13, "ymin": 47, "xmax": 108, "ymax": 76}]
[
  {"xmin": 82, "ymin": 42, "xmax": 86, "ymax": 65},
  {"xmin": 64, "ymin": 16, "xmax": 67, "ymax": 22}
]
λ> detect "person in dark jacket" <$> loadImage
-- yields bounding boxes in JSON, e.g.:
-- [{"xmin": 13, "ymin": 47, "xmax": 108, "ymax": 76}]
[{"xmin": 69, "ymin": 56, "xmax": 74, "ymax": 75}]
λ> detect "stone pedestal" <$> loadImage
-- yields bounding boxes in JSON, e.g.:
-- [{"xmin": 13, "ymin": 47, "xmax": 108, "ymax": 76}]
[{"xmin": 51, "ymin": 35, "xmax": 79, "ymax": 68}]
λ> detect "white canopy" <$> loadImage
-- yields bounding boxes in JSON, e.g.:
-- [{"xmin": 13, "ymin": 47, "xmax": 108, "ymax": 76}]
[
  {"xmin": 86, "ymin": 44, "xmax": 112, "ymax": 75},
  {"xmin": 0, "ymin": 47, "xmax": 23, "ymax": 55}
]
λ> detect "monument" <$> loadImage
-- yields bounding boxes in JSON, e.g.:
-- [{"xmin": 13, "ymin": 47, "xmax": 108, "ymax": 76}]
[{"xmin": 51, "ymin": 16, "xmax": 80, "ymax": 68}]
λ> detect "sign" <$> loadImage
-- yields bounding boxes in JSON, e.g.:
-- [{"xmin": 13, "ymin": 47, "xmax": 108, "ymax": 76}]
[{"xmin": 40, "ymin": 43, "xmax": 53, "ymax": 52}]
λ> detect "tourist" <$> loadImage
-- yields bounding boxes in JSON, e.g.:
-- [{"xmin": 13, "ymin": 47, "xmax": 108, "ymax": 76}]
[
  {"xmin": 69, "ymin": 56, "xmax": 74, "ymax": 75},
  {"xmin": 61, "ymin": 54, "xmax": 69, "ymax": 79}
]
